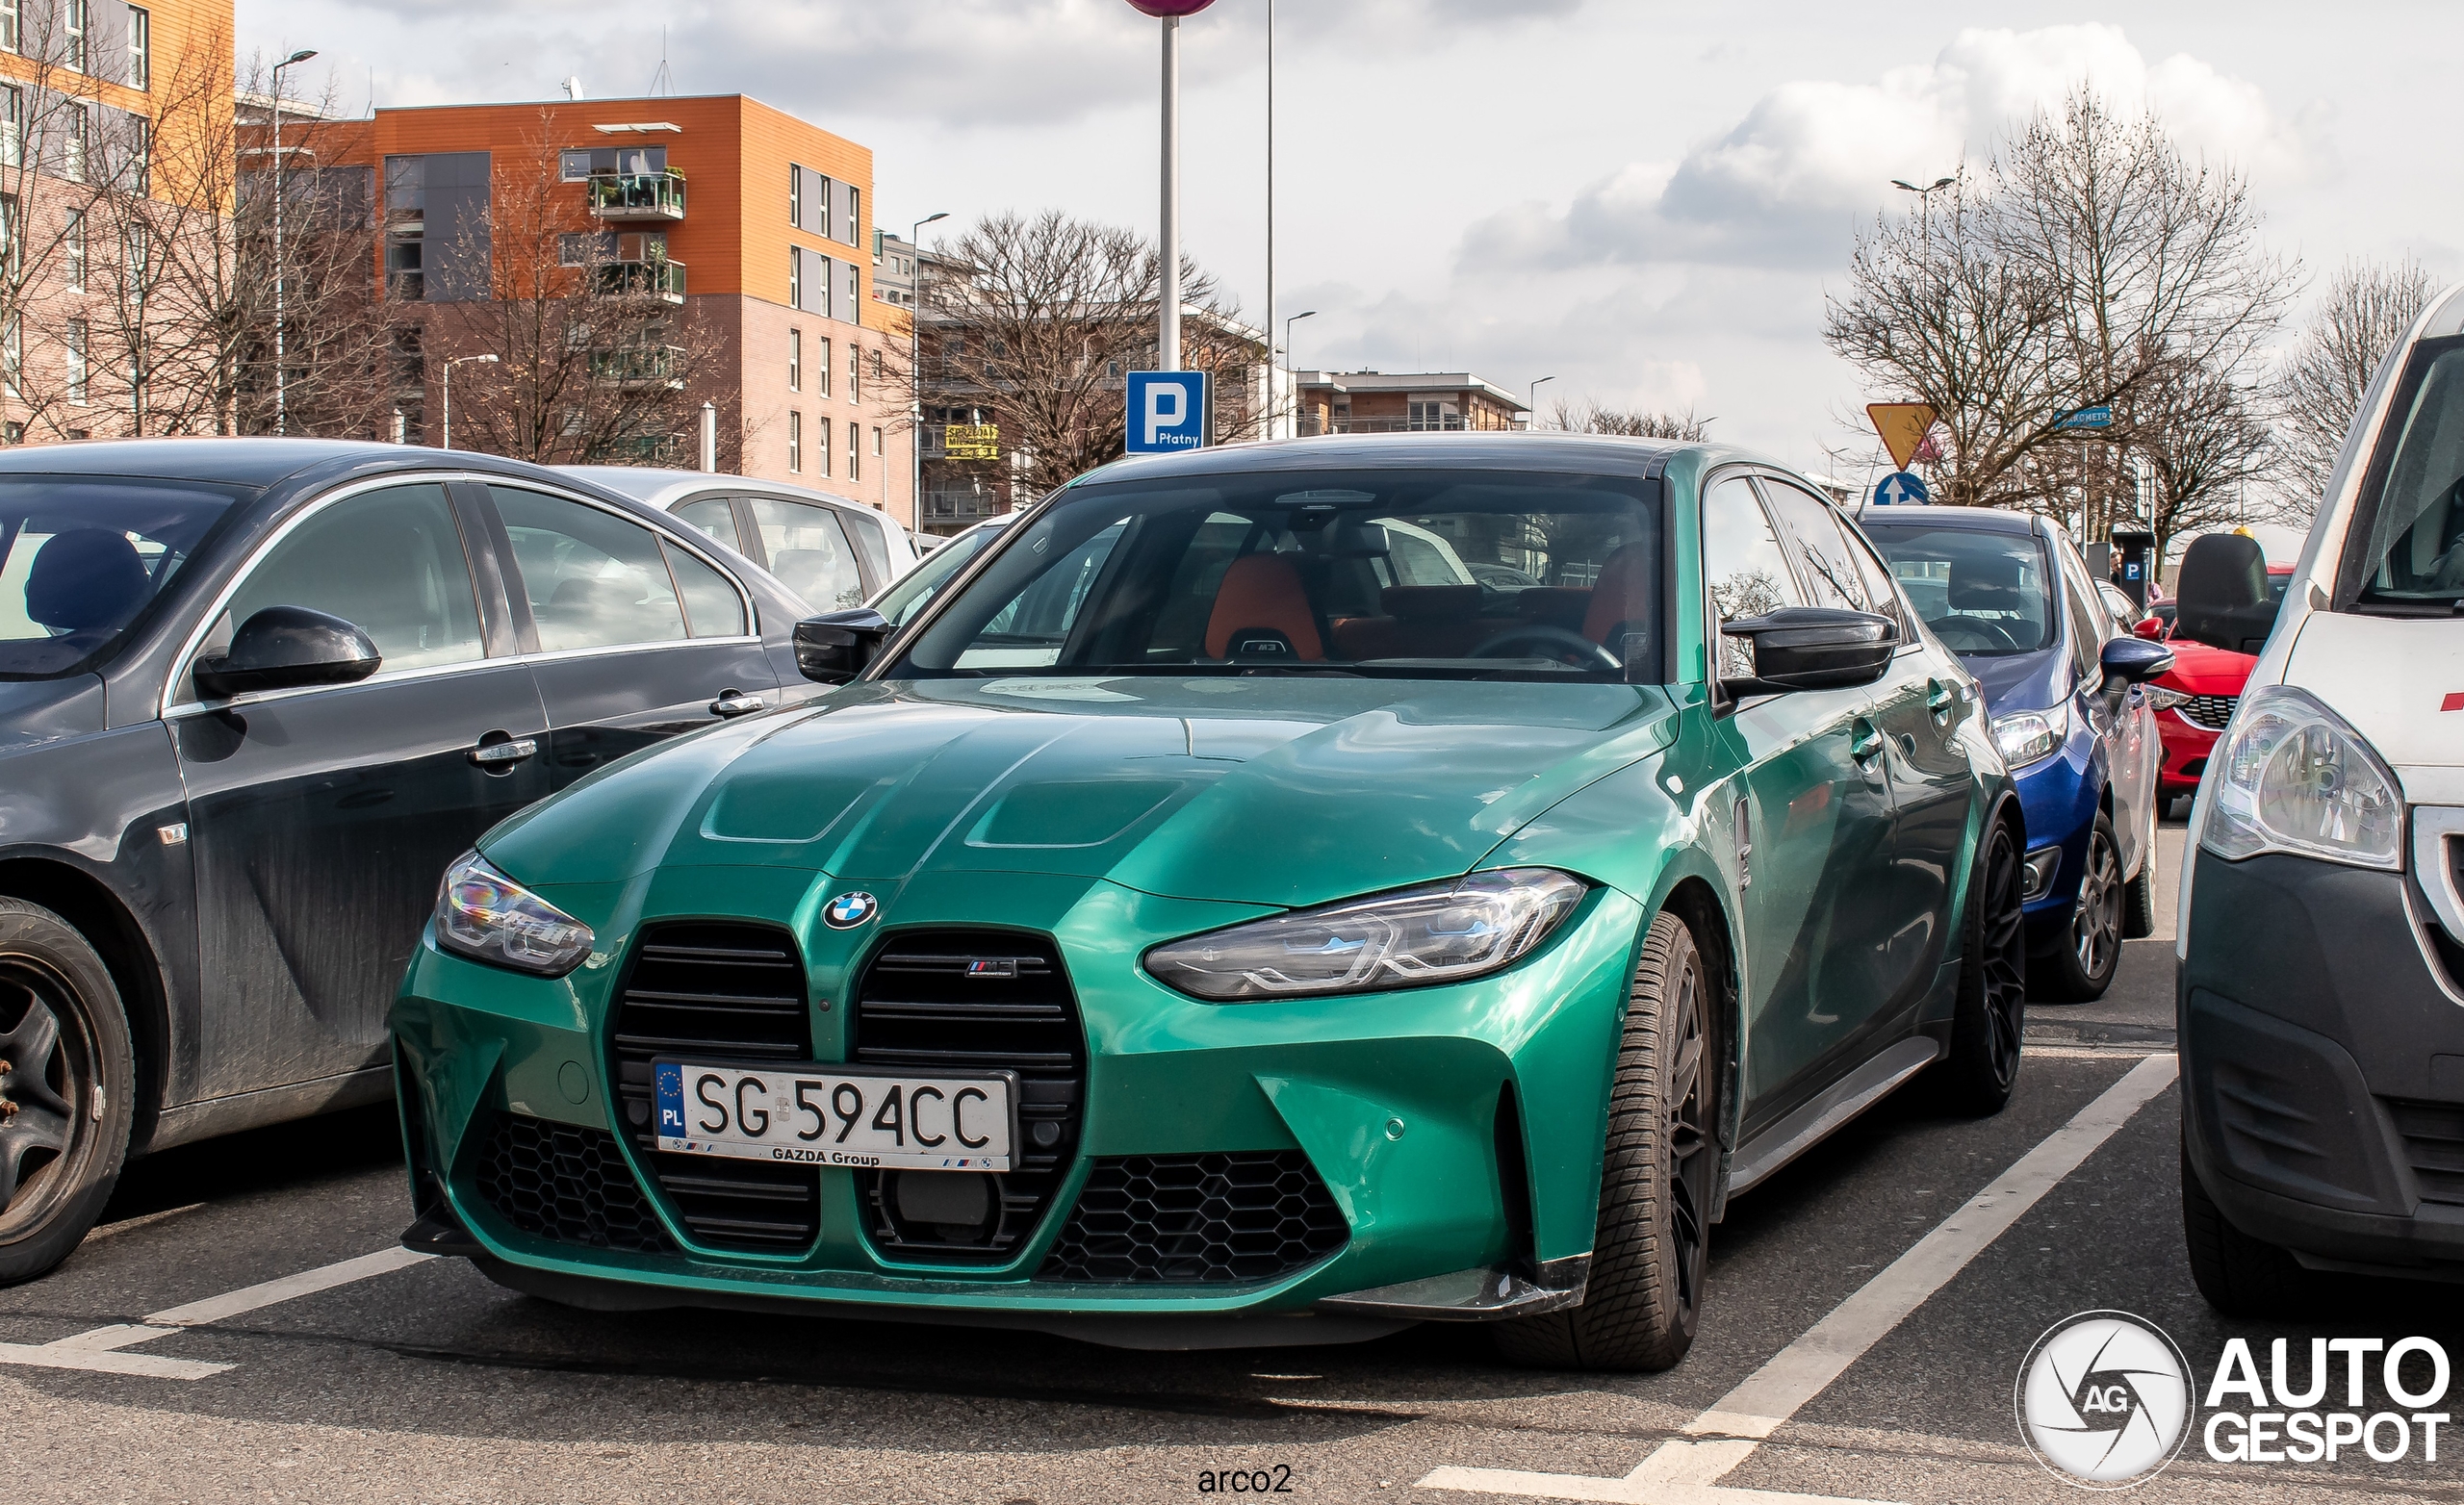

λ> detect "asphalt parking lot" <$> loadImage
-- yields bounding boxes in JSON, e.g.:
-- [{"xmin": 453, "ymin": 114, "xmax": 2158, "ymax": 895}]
[{"xmin": 11, "ymin": 817, "xmax": 2457, "ymax": 1505}]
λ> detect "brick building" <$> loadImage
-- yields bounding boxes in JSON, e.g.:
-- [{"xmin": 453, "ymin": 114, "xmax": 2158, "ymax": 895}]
[
  {"xmin": 1294, "ymin": 370, "xmax": 1527, "ymax": 436},
  {"xmin": 335, "ymin": 94, "xmax": 916, "ymax": 526}
]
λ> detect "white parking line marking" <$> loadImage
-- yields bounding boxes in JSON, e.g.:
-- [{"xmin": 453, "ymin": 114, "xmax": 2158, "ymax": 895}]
[
  {"xmin": 0, "ymin": 1245, "xmax": 435, "ymax": 1382},
  {"xmin": 1420, "ymin": 1053, "xmax": 2178, "ymax": 1504}
]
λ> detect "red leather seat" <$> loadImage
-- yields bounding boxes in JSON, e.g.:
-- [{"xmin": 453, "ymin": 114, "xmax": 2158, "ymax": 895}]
[
  {"xmin": 1583, "ymin": 544, "xmax": 1655, "ymax": 656},
  {"xmin": 1205, "ymin": 554, "xmax": 1324, "ymax": 660}
]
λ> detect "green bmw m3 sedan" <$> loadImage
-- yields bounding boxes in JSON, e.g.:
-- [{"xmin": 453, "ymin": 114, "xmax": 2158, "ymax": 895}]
[{"xmin": 393, "ymin": 434, "xmax": 2025, "ymax": 1371}]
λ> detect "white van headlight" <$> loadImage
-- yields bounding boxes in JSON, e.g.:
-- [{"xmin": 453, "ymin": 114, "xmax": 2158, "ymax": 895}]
[{"xmin": 2200, "ymin": 685, "xmax": 2401, "ymax": 871}]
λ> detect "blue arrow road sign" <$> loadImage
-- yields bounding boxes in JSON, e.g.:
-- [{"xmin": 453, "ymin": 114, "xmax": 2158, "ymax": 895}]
[
  {"xmin": 2056, "ymin": 404, "xmax": 2113, "ymax": 429},
  {"xmin": 1125, "ymin": 370, "xmax": 1210, "ymax": 453},
  {"xmin": 1872, "ymin": 471, "xmax": 1930, "ymax": 507}
]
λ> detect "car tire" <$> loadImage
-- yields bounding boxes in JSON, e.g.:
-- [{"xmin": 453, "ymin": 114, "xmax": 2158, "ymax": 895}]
[
  {"xmin": 2120, "ymin": 797, "xmax": 2159, "ymax": 941},
  {"xmin": 2181, "ymin": 1139, "xmax": 2309, "ymax": 1316},
  {"xmin": 1494, "ymin": 910, "xmax": 1713, "ymax": 1373},
  {"xmin": 0, "ymin": 899, "xmax": 136, "ymax": 1286},
  {"xmin": 2037, "ymin": 811, "xmax": 2124, "ymax": 1002},
  {"xmin": 1918, "ymin": 812, "xmax": 2027, "ymax": 1116}
]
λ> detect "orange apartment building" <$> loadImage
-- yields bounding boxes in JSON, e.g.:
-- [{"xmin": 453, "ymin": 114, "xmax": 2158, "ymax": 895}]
[{"xmin": 334, "ymin": 94, "xmax": 916, "ymax": 527}]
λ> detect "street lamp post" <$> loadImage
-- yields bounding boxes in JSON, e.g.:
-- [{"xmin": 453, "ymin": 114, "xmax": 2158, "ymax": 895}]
[
  {"xmin": 908, "ymin": 212, "xmax": 946, "ymax": 531},
  {"xmin": 440, "ymin": 352, "xmax": 497, "ymax": 450},
  {"xmin": 1281, "ymin": 309, "xmax": 1314, "ymax": 437},
  {"xmin": 270, "ymin": 47, "xmax": 318, "ymax": 437},
  {"xmin": 1127, "ymin": 2, "xmax": 1214, "ymax": 373},
  {"xmin": 1527, "ymin": 374, "xmax": 1556, "ymax": 429}
]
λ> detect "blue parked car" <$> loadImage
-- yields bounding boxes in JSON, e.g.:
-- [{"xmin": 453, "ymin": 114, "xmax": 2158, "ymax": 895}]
[{"xmin": 1861, "ymin": 507, "xmax": 2170, "ymax": 1000}]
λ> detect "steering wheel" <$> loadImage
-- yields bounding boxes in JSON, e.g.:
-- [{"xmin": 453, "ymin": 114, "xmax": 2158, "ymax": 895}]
[
  {"xmin": 1929, "ymin": 614, "xmax": 2021, "ymax": 652},
  {"xmin": 1467, "ymin": 624, "xmax": 1624, "ymax": 672}
]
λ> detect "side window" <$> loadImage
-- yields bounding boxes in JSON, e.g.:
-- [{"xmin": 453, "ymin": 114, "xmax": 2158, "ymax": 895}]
[
  {"xmin": 840, "ymin": 507, "xmax": 892, "ymax": 587},
  {"xmin": 1701, "ymin": 474, "xmax": 1804, "ymax": 679},
  {"xmin": 2065, "ymin": 574, "xmax": 2104, "ymax": 681},
  {"xmin": 662, "ymin": 539, "xmax": 747, "ymax": 638},
  {"xmin": 750, "ymin": 497, "xmax": 864, "ymax": 609},
  {"xmin": 490, "ymin": 486, "xmax": 687, "ymax": 651},
  {"xmin": 1758, "ymin": 479, "xmax": 1879, "ymax": 616},
  {"xmin": 670, "ymin": 496, "xmax": 742, "ymax": 553},
  {"xmin": 220, "ymin": 483, "xmax": 483, "ymax": 676},
  {"xmin": 955, "ymin": 520, "xmax": 1127, "ymax": 669}
]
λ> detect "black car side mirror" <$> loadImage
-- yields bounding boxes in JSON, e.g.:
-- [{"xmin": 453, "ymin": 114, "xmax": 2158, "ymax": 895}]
[
  {"xmin": 1719, "ymin": 607, "xmax": 1897, "ymax": 696},
  {"xmin": 2099, "ymin": 636, "xmax": 2175, "ymax": 687},
  {"xmin": 192, "ymin": 605, "xmax": 380, "ymax": 701},
  {"xmin": 793, "ymin": 608, "xmax": 892, "ymax": 684}
]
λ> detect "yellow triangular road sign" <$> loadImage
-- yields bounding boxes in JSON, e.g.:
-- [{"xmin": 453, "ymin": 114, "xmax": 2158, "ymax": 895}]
[{"xmin": 1867, "ymin": 402, "xmax": 1938, "ymax": 472}]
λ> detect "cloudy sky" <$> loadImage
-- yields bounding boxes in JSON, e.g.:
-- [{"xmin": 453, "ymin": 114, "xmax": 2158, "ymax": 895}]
[{"xmin": 241, "ymin": 0, "xmax": 2458, "ymax": 509}]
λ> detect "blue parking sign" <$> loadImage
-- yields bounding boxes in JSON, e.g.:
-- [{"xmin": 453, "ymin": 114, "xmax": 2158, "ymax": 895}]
[{"xmin": 1125, "ymin": 370, "xmax": 1210, "ymax": 453}]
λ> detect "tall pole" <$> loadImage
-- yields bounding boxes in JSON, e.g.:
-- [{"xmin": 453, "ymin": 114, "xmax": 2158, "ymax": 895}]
[
  {"xmin": 1159, "ymin": 15, "xmax": 1181, "ymax": 372},
  {"xmin": 1263, "ymin": 0, "xmax": 1273, "ymax": 435},
  {"xmin": 270, "ymin": 49, "xmax": 318, "ymax": 437},
  {"xmin": 909, "ymin": 213, "xmax": 945, "ymax": 533}
]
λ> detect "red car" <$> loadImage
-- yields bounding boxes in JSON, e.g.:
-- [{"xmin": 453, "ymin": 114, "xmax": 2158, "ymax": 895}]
[{"xmin": 2139, "ymin": 565, "xmax": 2292, "ymax": 807}]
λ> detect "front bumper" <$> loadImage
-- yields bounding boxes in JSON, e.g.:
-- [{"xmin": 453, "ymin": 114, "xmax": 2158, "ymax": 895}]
[
  {"xmin": 2011, "ymin": 738, "xmax": 2099, "ymax": 939},
  {"xmin": 2180, "ymin": 847, "xmax": 2464, "ymax": 1276},
  {"xmin": 392, "ymin": 862, "xmax": 1644, "ymax": 1333},
  {"xmin": 2157, "ymin": 713, "xmax": 2219, "ymax": 797}
]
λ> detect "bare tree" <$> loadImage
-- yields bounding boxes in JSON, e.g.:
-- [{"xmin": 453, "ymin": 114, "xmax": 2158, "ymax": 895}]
[
  {"xmin": 2271, "ymin": 258, "xmax": 2437, "ymax": 522},
  {"xmin": 424, "ymin": 116, "xmax": 724, "ymax": 465},
  {"xmin": 2130, "ymin": 354, "xmax": 2274, "ymax": 563},
  {"xmin": 893, "ymin": 211, "xmax": 1262, "ymax": 504},
  {"xmin": 1547, "ymin": 397, "xmax": 1712, "ymax": 440}
]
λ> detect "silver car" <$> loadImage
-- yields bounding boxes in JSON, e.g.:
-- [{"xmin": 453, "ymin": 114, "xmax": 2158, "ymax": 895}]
[{"xmin": 563, "ymin": 469, "xmax": 918, "ymax": 613}]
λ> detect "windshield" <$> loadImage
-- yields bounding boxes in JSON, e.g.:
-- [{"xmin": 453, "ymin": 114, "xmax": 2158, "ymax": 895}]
[
  {"xmin": 2348, "ymin": 339, "xmax": 2464, "ymax": 610},
  {"xmin": 1863, "ymin": 523, "xmax": 2055, "ymax": 657},
  {"xmin": 0, "ymin": 478, "xmax": 244, "ymax": 678},
  {"xmin": 873, "ymin": 521, "xmax": 1007, "ymax": 627},
  {"xmin": 888, "ymin": 468, "xmax": 1664, "ymax": 682}
]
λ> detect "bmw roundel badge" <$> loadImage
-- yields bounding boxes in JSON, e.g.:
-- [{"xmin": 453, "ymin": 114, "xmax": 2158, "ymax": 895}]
[{"xmin": 824, "ymin": 891, "xmax": 880, "ymax": 930}]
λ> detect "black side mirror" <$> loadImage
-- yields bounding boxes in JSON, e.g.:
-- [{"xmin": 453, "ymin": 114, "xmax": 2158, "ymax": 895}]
[
  {"xmin": 793, "ymin": 607, "xmax": 891, "ymax": 684},
  {"xmin": 2099, "ymin": 636, "xmax": 2175, "ymax": 687},
  {"xmin": 2172, "ymin": 533, "xmax": 2273, "ymax": 653},
  {"xmin": 1720, "ymin": 607, "xmax": 1897, "ymax": 696},
  {"xmin": 192, "ymin": 606, "xmax": 380, "ymax": 701}
]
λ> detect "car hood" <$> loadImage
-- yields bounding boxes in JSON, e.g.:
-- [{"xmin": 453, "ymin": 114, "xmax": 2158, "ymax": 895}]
[
  {"xmin": 483, "ymin": 676, "xmax": 1680, "ymax": 909},
  {"xmin": 1962, "ymin": 646, "xmax": 2071, "ymax": 719},
  {"xmin": 2282, "ymin": 611, "xmax": 2464, "ymax": 783},
  {"xmin": 2152, "ymin": 638, "xmax": 2256, "ymax": 697}
]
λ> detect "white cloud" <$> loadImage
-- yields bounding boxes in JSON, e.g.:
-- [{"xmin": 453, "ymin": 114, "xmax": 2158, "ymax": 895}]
[{"xmin": 1458, "ymin": 23, "xmax": 2323, "ymax": 275}]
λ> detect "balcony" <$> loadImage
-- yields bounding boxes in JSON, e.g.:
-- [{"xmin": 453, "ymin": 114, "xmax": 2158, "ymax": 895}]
[
  {"xmin": 587, "ymin": 169, "xmax": 686, "ymax": 222},
  {"xmin": 594, "ymin": 258, "xmax": 686, "ymax": 304},
  {"xmin": 588, "ymin": 344, "xmax": 687, "ymax": 388}
]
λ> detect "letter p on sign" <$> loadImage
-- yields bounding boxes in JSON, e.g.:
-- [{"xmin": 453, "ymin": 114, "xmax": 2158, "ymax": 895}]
[{"xmin": 1125, "ymin": 370, "xmax": 1210, "ymax": 453}]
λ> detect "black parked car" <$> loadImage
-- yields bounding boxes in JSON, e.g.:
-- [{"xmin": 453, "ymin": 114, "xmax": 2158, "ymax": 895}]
[{"xmin": 0, "ymin": 439, "xmax": 820, "ymax": 1279}]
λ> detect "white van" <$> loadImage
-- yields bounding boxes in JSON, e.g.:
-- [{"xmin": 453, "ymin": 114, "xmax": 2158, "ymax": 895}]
[{"xmin": 2177, "ymin": 285, "xmax": 2464, "ymax": 1310}]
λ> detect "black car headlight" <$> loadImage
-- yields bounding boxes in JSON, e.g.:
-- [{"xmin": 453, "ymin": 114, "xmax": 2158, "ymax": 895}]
[
  {"xmin": 1144, "ymin": 867, "xmax": 1588, "ymax": 1002},
  {"xmin": 433, "ymin": 851, "xmax": 596, "ymax": 977}
]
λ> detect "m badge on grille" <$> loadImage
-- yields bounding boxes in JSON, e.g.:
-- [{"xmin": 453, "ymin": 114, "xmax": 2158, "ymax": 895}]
[
  {"xmin": 967, "ymin": 958, "xmax": 1018, "ymax": 979},
  {"xmin": 824, "ymin": 891, "xmax": 880, "ymax": 930}
]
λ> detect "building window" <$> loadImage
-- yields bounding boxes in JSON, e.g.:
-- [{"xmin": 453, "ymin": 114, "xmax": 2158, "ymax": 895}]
[
  {"xmin": 62, "ymin": 106, "xmax": 86, "ymax": 184},
  {"xmin": 814, "ymin": 416, "xmax": 830, "ymax": 477},
  {"xmin": 870, "ymin": 348, "xmax": 885, "ymax": 385},
  {"xmin": 64, "ymin": 0, "xmax": 83, "ymax": 71},
  {"xmin": 0, "ymin": 1, "xmax": 16, "ymax": 54},
  {"xmin": 787, "ymin": 328, "xmax": 800, "ymax": 392},
  {"xmin": 0, "ymin": 196, "xmax": 15, "ymax": 272},
  {"xmin": 787, "ymin": 165, "xmax": 800, "ymax": 228},
  {"xmin": 122, "ymin": 221, "xmax": 145, "ymax": 281},
  {"xmin": 556, "ymin": 231, "xmax": 612, "ymax": 267},
  {"xmin": 64, "ymin": 319, "xmax": 87, "ymax": 404},
  {"xmin": 0, "ymin": 87, "xmax": 19, "ymax": 168},
  {"xmin": 786, "ymin": 248, "xmax": 798, "ymax": 308},
  {"xmin": 814, "ymin": 337, "xmax": 831, "ymax": 398},
  {"xmin": 848, "ymin": 187, "xmax": 860, "ymax": 245},
  {"xmin": 3, "ymin": 315, "xmax": 18, "ymax": 399},
  {"xmin": 63, "ymin": 209, "xmax": 82, "ymax": 292},
  {"xmin": 126, "ymin": 117, "xmax": 145, "ymax": 194},
  {"xmin": 786, "ymin": 410, "xmax": 801, "ymax": 472},
  {"xmin": 848, "ymin": 344, "xmax": 860, "ymax": 402},
  {"xmin": 847, "ymin": 421, "xmax": 859, "ymax": 482},
  {"xmin": 125, "ymin": 5, "xmax": 145, "ymax": 88},
  {"xmin": 871, "ymin": 425, "xmax": 883, "ymax": 457},
  {"xmin": 558, "ymin": 149, "xmax": 592, "ymax": 182}
]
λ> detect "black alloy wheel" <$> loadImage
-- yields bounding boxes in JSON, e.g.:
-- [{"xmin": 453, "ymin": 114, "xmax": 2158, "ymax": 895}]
[
  {"xmin": 0, "ymin": 900, "xmax": 134, "ymax": 1284},
  {"xmin": 2039, "ymin": 811, "xmax": 2124, "ymax": 1002},
  {"xmin": 1922, "ymin": 815, "xmax": 2027, "ymax": 1115},
  {"xmin": 1496, "ymin": 910, "xmax": 1714, "ymax": 1372}
]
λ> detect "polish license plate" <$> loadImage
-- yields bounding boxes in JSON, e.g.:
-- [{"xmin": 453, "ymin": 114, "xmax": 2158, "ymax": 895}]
[{"xmin": 653, "ymin": 1060, "xmax": 1014, "ymax": 1171}]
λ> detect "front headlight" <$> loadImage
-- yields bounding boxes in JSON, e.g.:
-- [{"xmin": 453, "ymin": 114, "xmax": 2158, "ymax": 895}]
[
  {"xmin": 2143, "ymin": 686, "xmax": 2191, "ymax": 712},
  {"xmin": 433, "ymin": 851, "xmax": 596, "ymax": 977},
  {"xmin": 1991, "ymin": 701, "xmax": 2068, "ymax": 768},
  {"xmin": 2200, "ymin": 685, "xmax": 2400, "ymax": 871},
  {"xmin": 1144, "ymin": 867, "xmax": 1588, "ymax": 1002}
]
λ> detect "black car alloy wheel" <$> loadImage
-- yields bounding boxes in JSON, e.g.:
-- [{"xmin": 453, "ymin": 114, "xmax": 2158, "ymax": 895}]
[
  {"xmin": 0, "ymin": 900, "xmax": 135, "ymax": 1282},
  {"xmin": 1923, "ymin": 815, "xmax": 2027, "ymax": 1115}
]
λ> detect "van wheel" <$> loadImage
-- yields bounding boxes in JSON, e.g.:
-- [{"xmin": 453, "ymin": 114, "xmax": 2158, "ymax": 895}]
[
  {"xmin": 1920, "ymin": 815, "xmax": 2027, "ymax": 1115},
  {"xmin": 0, "ymin": 900, "xmax": 135, "ymax": 1285},
  {"xmin": 1495, "ymin": 911, "xmax": 1712, "ymax": 1372},
  {"xmin": 2038, "ymin": 812, "xmax": 2123, "ymax": 1001},
  {"xmin": 2181, "ymin": 1139, "xmax": 2310, "ymax": 1317}
]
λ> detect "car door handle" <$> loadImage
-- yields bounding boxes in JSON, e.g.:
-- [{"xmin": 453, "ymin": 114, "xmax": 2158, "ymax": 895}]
[
  {"xmin": 1851, "ymin": 720, "xmax": 1886, "ymax": 767},
  {"xmin": 468, "ymin": 735, "xmax": 539, "ymax": 767},
  {"xmin": 1927, "ymin": 678, "xmax": 1957, "ymax": 724},
  {"xmin": 709, "ymin": 688, "xmax": 768, "ymax": 719}
]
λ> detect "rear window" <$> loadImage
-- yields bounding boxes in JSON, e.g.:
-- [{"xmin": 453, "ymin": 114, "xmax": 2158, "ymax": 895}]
[
  {"xmin": 1861, "ymin": 523, "xmax": 2056, "ymax": 657},
  {"xmin": 0, "ymin": 477, "xmax": 247, "ymax": 678},
  {"xmin": 2344, "ymin": 336, "xmax": 2464, "ymax": 611}
]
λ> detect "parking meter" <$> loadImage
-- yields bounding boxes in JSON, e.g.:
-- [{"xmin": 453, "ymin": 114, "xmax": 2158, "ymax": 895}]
[{"xmin": 2110, "ymin": 530, "xmax": 2157, "ymax": 609}]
